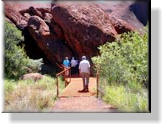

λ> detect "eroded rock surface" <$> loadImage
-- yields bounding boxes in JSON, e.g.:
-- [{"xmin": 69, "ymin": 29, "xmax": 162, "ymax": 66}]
[
  {"xmin": 51, "ymin": 2, "xmax": 118, "ymax": 58},
  {"xmin": 4, "ymin": 1, "xmax": 148, "ymax": 66}
]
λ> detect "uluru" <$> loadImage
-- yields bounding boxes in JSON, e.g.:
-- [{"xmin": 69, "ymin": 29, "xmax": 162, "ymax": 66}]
[{"xmin": 4, "ymin": 0, "xmax": 148, "ymax": 69}]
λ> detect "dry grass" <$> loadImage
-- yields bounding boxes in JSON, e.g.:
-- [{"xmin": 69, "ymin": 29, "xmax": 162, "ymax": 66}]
[{"xmin": 4, "ymin": 75, "xmax": 65, "ymax": 112}]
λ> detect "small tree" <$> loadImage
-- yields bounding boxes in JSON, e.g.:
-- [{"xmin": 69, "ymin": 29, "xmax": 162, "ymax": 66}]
[
  {"xmin": 4, "ymin": 21, "xmax": 43, "ymax": 79},
  {"xmin": 5, "ymin": 21, "xmax": 30, "ymax": 79},
  {"xmin": 92, "ymin": 31, "xmax": 148, "ymax": 88}
]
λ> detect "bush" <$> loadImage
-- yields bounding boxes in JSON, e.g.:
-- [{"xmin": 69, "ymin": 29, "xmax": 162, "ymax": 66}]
[
  {"xmin": 28, "ymin": 58, "xmax": 44, "ymax": 72},
  {"xmin": 92, "ymin": 31, "xmax": 149, "ymax": 112},
  {"xmin": 5, "ymin": 21, "xmax": 29, "ymax": 78},
  {"xmin": 4, "ymin": 21, "xmax": 43, "ymax": 79},
  {"xmin": 92, "ymin": 31, "xmax": 148, "ymax": 88}
]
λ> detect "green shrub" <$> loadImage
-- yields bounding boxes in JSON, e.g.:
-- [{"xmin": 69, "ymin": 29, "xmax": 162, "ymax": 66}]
[
  {"xmin": 92, "ymin": 31, "xmax": 148, "ymax": 88},
  {"xmin": 5, "ymin": 21, "xmax": 29, "ymax": 78},
  {"xmin": 92, "ymin": 31, "xmax": 148, "ymax": 112},
  {"xmin": 4, "ymin": 21, "xmax": 43, "ymax": 79},
  {"xmin": 28, "ymin": 58, "xmax": 44, "ymax": 72}
]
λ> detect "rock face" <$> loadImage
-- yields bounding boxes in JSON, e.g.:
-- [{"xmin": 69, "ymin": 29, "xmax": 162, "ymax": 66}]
[
  {"xmin": 51, "ymin": 2, "xmax": 118, "ymax": 58},
  {"xmin": 21, "ymin": 73, "xmax": 43, "ymax": 81},
  {"xmin": 4, "ymin": 1, "xmax": 148, "ymax": 66},
  {"xmin": 27, "ymin": 16, "xmax": 73, "ymax": 64},
  {"xmin": 4, "ymin": 3, "xmax": 28, "ymax": 30},
  {"xmin": 96, "ymin": 1, "xmax": 145, "ymax": 33}
]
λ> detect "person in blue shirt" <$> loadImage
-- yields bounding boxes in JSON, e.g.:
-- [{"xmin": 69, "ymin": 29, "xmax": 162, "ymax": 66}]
[
  {"xmin": 63, "ymin": 57, "xmax": 70, "ymax": 68},
  {"xmin": 63, "ymin": 57, "xmax": 70, "ymax": 77}
]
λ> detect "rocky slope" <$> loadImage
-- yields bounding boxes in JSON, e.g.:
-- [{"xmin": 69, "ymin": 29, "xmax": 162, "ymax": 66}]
[{"xmin": 4, "ymin": 1, "xmax": 148, "ymax": 66}]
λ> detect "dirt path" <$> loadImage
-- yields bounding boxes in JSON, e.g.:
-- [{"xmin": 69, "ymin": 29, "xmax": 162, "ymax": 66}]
[
  {"xmin": 52, "ymin": 78, "xmax": 117, "ymax": 112},
  {"xmin": 60, "ymin": 77, "xmax": 97, "ymax": 97}
]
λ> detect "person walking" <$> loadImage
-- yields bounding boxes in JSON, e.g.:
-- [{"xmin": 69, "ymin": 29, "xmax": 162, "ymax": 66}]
[
  {"xmin": 70, "ymin": 57, "xmax": 78, "ymax": 76},
  {"xmin": 78, "ymin": 56, "xmax": 90, "ymax": 92},
  {"xmin": 63, "ymin": 57, "xmax": 70, "ymax": 77}
]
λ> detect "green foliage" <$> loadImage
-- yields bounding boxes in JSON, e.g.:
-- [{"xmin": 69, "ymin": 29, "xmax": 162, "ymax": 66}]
[
  {"xmin": 5, "ymin": 21, "xmax": 28, "ymax": 78},
  {"xmin": 4, "ymin": 21, "xmax": 43, "ymax": 79},
  {"xmin": 103, "ymin": 85, "xmax": 148, "ymax": 112},
  {"xmin": 92, "ymin": 31, "xmax": 148, "ymax": 112},
  {"xmin": 4, "ymin": 79, "xmax": 16, "ymax": 94},
  {"xmin": 28, "ymin": 58, "xmax": 44, "ymax": 72},
  {"xmin": 92, "ymin": 31, "xmax": 148, "ymax": 88}
]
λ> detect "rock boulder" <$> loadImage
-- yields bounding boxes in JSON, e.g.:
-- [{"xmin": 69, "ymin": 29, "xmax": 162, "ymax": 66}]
[
  {"xmin": 51, "ymin": 2, "xmax": 118, "ymax": 58},
  {"xmin": 21, "ymin": 73, "xmax": 43, "ymax": 81},
  {"xmin": 4, "ymin": 1, "xmax": 148, "ymax": 66}
]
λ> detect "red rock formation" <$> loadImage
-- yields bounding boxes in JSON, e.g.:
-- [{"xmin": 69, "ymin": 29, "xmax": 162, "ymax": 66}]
[
  {"xmin": 51, "ymin": 2, "xmax": 118, "ymax": 58},
  {"xmin": 28, "ymin": 16, "xmax": 73, "ymax": 64},
  {"xmin": 97, "ymin": 1, "xmax": 144, "ymax": 33},
  {"xmin": 4, "ymin": 3, "xmax": 28, "ymax": 29},
  {"xmin": 4, "ymin": 1, "xmax": 51, "ymax": 29},
  {"xmin": 21, "ymin": 73, "xmax": 43, "ymax": 81},
  {"xmin": 4, "ymin": 1, "xmax": 73, "ymax": 64},
  {"xmin": 4, "ymin": 1, "xmax": 147, "ymax": 66}
]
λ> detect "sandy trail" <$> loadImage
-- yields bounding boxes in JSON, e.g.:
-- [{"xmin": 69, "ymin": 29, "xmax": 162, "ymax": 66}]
[{"xmin": 52, "ymin": 78, "xmax": 116, "ymax": 112}]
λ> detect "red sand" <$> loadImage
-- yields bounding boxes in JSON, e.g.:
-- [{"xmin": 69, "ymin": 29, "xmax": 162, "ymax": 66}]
[{"xmin": 52, "ymin": 78, "xmax": 117, "ymax": 112}]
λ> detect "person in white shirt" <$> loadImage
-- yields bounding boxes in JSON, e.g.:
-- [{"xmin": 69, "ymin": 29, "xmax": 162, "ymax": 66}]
[
  {"xmin": 71, "ymin": 57, "xmax": 78, "ymax": 75},
  {"xmin": 78, "ymin": 56, "xmax": 90, "ymax": 92}
]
